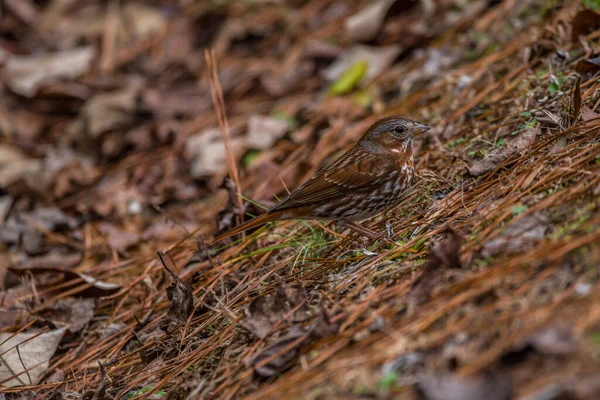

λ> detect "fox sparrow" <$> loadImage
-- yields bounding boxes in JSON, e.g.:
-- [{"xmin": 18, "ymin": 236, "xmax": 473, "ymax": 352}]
[{"xmin": 212, "ymin": 115, "xmax": 429, "ymax": 244}]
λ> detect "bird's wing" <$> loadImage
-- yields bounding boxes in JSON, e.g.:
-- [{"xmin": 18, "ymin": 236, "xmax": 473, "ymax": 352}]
[{"xmin": 271, "ymin": 147, "xmax": 380, "ymax": 211}]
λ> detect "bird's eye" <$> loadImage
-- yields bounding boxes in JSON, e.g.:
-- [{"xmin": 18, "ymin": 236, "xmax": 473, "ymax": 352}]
[{"xmin": 394, "ymin": 125, "xmax": 406, "ymax": 134}]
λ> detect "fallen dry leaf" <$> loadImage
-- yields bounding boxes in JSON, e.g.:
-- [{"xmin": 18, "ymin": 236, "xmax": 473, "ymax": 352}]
[
  {"xmin": 2, "ymin": 46, "xmax": 96, "ymax": 97},
  {"xmin": 528, "ymin": 325, "xmax": 577, "ymax": 356},
  {"xmin": 39, "ymin": 297, "xmax": 96, "ymax": 333},
  {"xmin": 431, "ymin": 227, "xmax": 462, "ymax": 269},
  {"xmin": 508, "ymin": 325, "xmax": 577, "ymax": 358},
  {"xmin": 246, "ymin": 305, "xmax": 335, "ymax": 378},
  {"xmin": 0, "ymin": 145, "xmax": 51, "ymax": 196},
  {"xmin": 69, "ymin": 87, "xmax": 140, "ymax": 140},
  {"xmin": 245, "ymin": 115, "xmax": 290, "ymax": 150},
  {"xmin": 98, "ymin": 223, "xmax": 141, "ymax": 253},
  {"xmin": 344, "ymin": 0, "xmax": 397, "ymax": 42},
  {"xmin": 0, "ymin": 208, "xmax": 79, "ymax": 254},
  {"xmin": 159, "ymin": 253, "xmax": 194, "ymax": 324},
  {"xmin": 409, "ymin": 227, "xmax": 463, "ymax": 307},
  {"xmin": 9, "ymin": 263, "xmax": 121, "ymax": 298},
  {"xmin": 575, "ymin": 56, "xmax": 600, "ymax": 74},
  {"xmin": 121, "ymin": 3, "xmax": 166, "ymax": 37},
  {"xmin": 571, "ymin": 9, "xmax": 600, "ymax": 43},
  {"xmin": 246, "ymin": 326, "xmax": 308, "ymax": 378},
  {"xmin": 468, "ymin": 129, "xmax": 536, "ymax": 177},
  {"xmin": 186, "ymin": 128, "xmax": 245, "ymax": 178},
  {"xmin": 580, "ymin": 105, "xmax": 600, "ymax": 126},
  {"xmin": 243, "ymin": 283, "xmax": 310, "ymax": 339},
  {"xmin": 415, "ymin": 372, "xmax": 512, "ymax": 400},
  {"xmin": 0, "ymin": 327, "xmax": 67, "ymax": 388},
  {"xmin": 481, "ymin": 213, "xmax": 548, "ymax": 258},
  {"xmin": 142, "ymin": 86, "xmax": 211, "ymax": 120}
]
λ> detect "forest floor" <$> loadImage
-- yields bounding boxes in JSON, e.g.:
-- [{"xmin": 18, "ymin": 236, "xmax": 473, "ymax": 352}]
[{"xmin": 1, "ymin": 0, "xmax": 600, "ymax": 399}]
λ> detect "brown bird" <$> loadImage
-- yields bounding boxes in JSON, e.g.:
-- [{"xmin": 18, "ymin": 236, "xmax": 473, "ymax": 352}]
[{"xmin": 212, "ymin": 115, "xmax": 430, "ymax": 244}]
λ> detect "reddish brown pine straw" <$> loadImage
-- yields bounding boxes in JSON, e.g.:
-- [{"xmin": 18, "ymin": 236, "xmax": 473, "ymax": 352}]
[{"xmin": 2, "ymin": 1, "xmax": 600, "ymax": 399}]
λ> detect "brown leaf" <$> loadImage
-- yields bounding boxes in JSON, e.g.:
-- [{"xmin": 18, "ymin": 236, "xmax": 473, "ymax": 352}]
[
  {"xmin": 581, "ymin": 105, "xmax": 600, "ymax": 125},
  {"xmin": 0, "ymin": 327, "xmax": 67, "ymax": 387},
  {"xmin": 98, "ymin": 223, "xmax": 140, "ymax": 253},
  {"xmin": 2, "ymin": 47, "xmax": 96, "ymax": 97},
  {"xmin": 245, "ymin": 115, "xmax": 290, "ymax": 150},
  {"xmin": 572, "ymin": 9, "xmax": 600, "ymax": 43},
  {"xmin": 159, "ymin": 252, "xmax": 195, "ymax": 323},
  {"xmin": 481, "ymin": 213, "xmax": 548, "ymax": 258},
  {"xmin": 142, "ymin": 86, "xmax": 211, "ymax": 120},
  {"xmin": 185, "ymin": 128, "xmax": 245, "ymax": 178},
  {"xmin": 467, "ymin": 129, "xmax": 536, "ymax": 177},
  {"xmin": 409, "ymin": 227, "xmax": 463, "ymax": 307},
  {"xmin": 344, "ymin": 0, "xmax": 415, "ymax": 43},
  {"xmin": 575, "ymin": 56, "xmax": 600, "ymax": 74},
  {"xmin": 243, "ymin": 283, "xmax": 309, "ymax": 339},
  {"xmin": 415, "ymin": 372, "xmax": 512, "ymax": 400},
  {"xmin": 431, "ymin": 227, "xmax": 462, "ymax": 269},
  {"xmin": 0, "ymin": 208, "xmax": 79, "ymax": 254},
  {"xmin": 0, "ymin": 289, "xmax": 30, "ymax": 329},
  {"xmin": 245, "ymin": 326, "xmax": 309, "ymax": 378},
  {"xmin": 69, "ymin": 87, "xmax": 140, "ymax": 141},
  {"xmin": 0, "ymin": 145, "xmax": 52, "ymax": 196},
  {"xmin": 38, "ymin": 297, "xmax": 96, "ymax": 333}
]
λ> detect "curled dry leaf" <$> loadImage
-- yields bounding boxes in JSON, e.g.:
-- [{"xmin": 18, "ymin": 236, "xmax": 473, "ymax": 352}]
[
  {"xmin": 243, "ymin": 283, "xmax": 309, "ymax": 339},
  {"xmin": 2, "ymin": 46, "xmax": 96, "ymax": 97},
  {"xmin": 467, "ymin": 128, "xmax": 536, "ymax": 177},
  {"xmin": 0, "ymin": 327, "xmax": 67, "ymax": 388},
  {"xmin": 415, "ymin": 372, "xmax": 512, "ymax": 400},
  {"xmin": 159, "ymin": 253, "xmax": 194, "ymax": 323},
  {"xmin": 481, "ymin": 213, "xmax": 548, "ymax": 258},
  {"xmin": 9, "ymin": 263, "xmax": 122, "ymax": 298}
]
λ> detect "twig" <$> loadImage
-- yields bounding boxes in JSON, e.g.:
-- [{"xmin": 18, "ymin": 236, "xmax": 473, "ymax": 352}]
[{"xmin": 205, "ymin": 48, "xmax": 244, "ymax": 224}]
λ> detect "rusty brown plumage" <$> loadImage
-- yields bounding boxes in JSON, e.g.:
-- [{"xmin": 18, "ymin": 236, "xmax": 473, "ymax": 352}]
[{"xmin": 211, "ymin": 115, "xmax": 430, "ymax": 244}]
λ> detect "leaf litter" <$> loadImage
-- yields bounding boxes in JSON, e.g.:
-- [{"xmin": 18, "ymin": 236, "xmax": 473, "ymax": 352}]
[{"xmin": 0, "ymin": 0, "xmax": 600, "ymax": 398}]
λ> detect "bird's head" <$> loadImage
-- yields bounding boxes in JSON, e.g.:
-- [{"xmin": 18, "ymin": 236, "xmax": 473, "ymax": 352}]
[{"xmin": 359, "ymin": 115, "xmax": 430, "ymax": 154}]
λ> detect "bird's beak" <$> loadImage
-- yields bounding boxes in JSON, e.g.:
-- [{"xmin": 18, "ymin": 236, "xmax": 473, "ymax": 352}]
[{"xmin": 414, "ymin": 123, "xmax": 430, "ymax": 135}]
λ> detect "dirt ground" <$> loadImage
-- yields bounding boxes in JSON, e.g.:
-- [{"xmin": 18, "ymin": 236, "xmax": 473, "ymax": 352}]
[{"xmin": 1, "ymin": 0, "xmax": 600, "ymax": 399}]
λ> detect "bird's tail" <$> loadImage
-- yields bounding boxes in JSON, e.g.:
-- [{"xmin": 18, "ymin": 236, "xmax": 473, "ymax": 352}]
[{"xmin": 211, "ymin": 211, "xmax": 282, "ymax": 244}]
